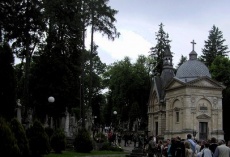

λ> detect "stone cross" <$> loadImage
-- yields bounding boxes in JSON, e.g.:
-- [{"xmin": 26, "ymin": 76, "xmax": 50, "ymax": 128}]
[{"xmin": 191, "ymin": 40, "xmax": 196, "ymax": 51}]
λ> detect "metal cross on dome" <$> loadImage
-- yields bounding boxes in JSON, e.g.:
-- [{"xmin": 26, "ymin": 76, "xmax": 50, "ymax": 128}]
[{"xmin": 191, "ymin": 40, "xmax": 196, "ymax": 51}]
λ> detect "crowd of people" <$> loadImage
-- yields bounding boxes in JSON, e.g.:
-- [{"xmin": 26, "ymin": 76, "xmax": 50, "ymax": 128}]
[
  {"xmin": 146, "ymin": 134, "xmax": 230, "ymax": 157},
  {"xmin": 92, "ymin": 126, "xmax": 230, "ymax": 157}
]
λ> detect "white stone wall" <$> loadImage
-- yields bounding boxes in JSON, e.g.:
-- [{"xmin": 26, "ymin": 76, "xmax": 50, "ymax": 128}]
[{"xmin": 165, "ymin": 85, "xmax": 223, "ymax": 140}]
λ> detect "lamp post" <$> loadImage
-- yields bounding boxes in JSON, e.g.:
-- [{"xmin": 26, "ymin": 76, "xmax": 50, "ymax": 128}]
[
  {"xmin": 48, "ymin": 96, "xmax": 55, "ymax": 128},
  {"xmin": 113, "ymin": 111, "xmax": 117, "ymax": 130},
  {"xmin": 48, "ymin": 96, "xmax": 55, "ymax": 103}
]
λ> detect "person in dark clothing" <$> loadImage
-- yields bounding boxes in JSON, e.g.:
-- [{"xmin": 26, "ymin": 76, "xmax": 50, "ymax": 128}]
[
  {"xmin": 209, "ymin": 137, "xmax": 218, "ymax": 154},
  {"xmin": 171, "ymin": 136, "xmax": 185, "ymax": 157},
  {"xmin": 148, "ymin": 136, "xmax": 156, "ymax": 157},
  {"xmin": 123, "ymin": 133, "xmax": 129, "ymax": 147}
]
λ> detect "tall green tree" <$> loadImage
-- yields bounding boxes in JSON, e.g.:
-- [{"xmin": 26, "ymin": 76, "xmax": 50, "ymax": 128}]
[
  {"xmin": 149, "ymin": 23, "xmax": 171, "ymax": 76},
  {"xmin": 85, "ymin": 0, "xmax": 120, "ymax": 118},
  {"xmin": 200, "ymin": 25, "xmax": 229, "ymax": 68},
  {"xmin": 103, "ymin": 55, "xmax": 150, "ymax": 129},
  {"xmin": 28, "ymin": 0, "xmax": 83, "ymax": 122},
  {"xmin": 0, "ymin": 43, "xmax": 16, "ymax": 120},
  {"xmin": 209, "ymin": 56, "xmax": 230, "ymax": 141},
  {"xmin": 81, "ymin": 46, "xmax": 106, "ymax": 124},
  {"xmin": 210, "ymin": 56, "xmax": 230, "ymax": 86},
  {"xmin": 0, "ymin": 0, "xmax": 46, "ymax": 109}
]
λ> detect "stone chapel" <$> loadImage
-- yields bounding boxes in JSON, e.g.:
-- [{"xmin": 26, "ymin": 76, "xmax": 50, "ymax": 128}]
[{"xmin": 147, "ymin": 41, "xmax": 225, "ymax": 140}]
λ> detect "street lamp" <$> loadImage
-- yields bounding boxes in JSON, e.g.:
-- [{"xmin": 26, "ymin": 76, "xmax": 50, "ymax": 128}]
[
  {"xmin": 113, "ymin": 111, "xmax": 118, "ymax": 130},
  {"xmin": 48, "ymin": 96, "xmax": 55, "ymax": 103},
  {"xmin": 113, "ymin": 111, "xmax": 117, "ymax": 115},
  {"xmin": 47, "ymin": 96, "xmax": 55, "ymax": 128}
]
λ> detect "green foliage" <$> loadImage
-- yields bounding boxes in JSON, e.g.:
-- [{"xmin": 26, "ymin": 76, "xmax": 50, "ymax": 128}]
[
  {"xmin": 149, "ymin": 23, "xmax": 171, "ymax": 76},
  {"xmin": 0, "ymin": 43, "xmax": 16, "ymax": 120},
  {"xmin": 84, "ymin": 0, "xmax": 120, "ymax": 40},
  {"xmin": 74, "ymin": 128, "xmax": 93, "ymax": 153},
  {"xmin": 10, "ymin": 118, "xmax": 29, "ymax": 157},
  {"xmin": 0, "ymin": 0, "xmax": 46, "ymax": 109},
  {"xmin": 45, "ymin": 127, "xmax": 54, "ymax": 143},
  {"xmin": 44, "ymin": 150, "xmax": 127, "ymax": 157},
  {"xmin": 50, "ymin": 129, "xmax": 66, "ymax": 153},
  {"xmin": 201, "ymin": 25, "xmax": 229, "ymax": 68},
  {"xmin": 27, "ymin": 120, "xmax": 50, "ymax": 156},
  {"xmin": 103, "ymin": 56, "xmax": 150, "ymax": 127},
  {"xmin": 210, "ymin": 56, "xmax": 230, "ymax": 141},
  {"xmin": 82, "ymin": 50, "xmax": 107, "ymax": 121},
  {"xmin": 210, "ymin": 56, "xmax": 230, "ymax": 86},
  {"xmin": 0, "ymin": 117, "xmax": 20, "ymax": 156},
  {"xmin": 129, "ymin": 102, "xmax": 141, "ymax": 121}
]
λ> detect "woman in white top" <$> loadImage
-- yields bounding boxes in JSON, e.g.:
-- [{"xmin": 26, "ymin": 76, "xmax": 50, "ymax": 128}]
[
  {"xmin": 185, "ymin": 141, "xmax": 194, "ymax": 157},
  {"xmin": 201, "ymin": 141, "xmax": 213, "ymax": 157}
]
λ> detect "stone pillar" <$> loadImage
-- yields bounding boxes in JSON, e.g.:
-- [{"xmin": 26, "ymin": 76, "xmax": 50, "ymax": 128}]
[
  {"xmin": 44, "ymin": 114, "xmax": 49, "ymax": 127},
  {"xmin": 64, "ymin": 108, "xmax": 70, "ymax": 137},
  {"xmin": 16, "ymin": 99, "xmax": 22, "ymax": 123},
  {"xmin": 50, "ymin": 117, "xmax": 53, "ymax": 128}
]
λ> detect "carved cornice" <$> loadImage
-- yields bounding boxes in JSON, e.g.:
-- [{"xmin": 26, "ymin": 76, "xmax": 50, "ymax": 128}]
[{"xmin": 196, "ymin": 114, "xmax": 211, "ymax": 119}]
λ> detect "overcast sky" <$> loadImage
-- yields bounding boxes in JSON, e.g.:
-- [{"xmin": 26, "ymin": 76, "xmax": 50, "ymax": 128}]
[{"xmin": 85, "ymin": 0, "xmax": 230, "ymax": 67}]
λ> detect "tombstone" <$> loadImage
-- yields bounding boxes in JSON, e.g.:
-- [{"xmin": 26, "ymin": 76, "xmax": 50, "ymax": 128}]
[
  {"xmin": 44, "ymin": 114, "xmax": 49, "ymax": 128},
  {"xmin": 26, "ymin": 108, "xmax": 33, "ymax": 128},
  {"xmin": 64, "ymin": 107, "xmax": 70, "ymax": 137},
  {"xmin": 126, "ymin": 132, "xmax": 147, "ymax": 157},
  {"xmin": 69, "ymin": 116, "xmax": 75, "ymax": 137},
  {"xmin": 16, "ymin": 99, "xmax": 22, "ymax": 123}
]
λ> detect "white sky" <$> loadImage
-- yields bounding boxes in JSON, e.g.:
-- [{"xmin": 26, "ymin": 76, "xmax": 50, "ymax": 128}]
[{"xmin": 85, "ymin": 0, "xmax": 230, "ymax": 67}]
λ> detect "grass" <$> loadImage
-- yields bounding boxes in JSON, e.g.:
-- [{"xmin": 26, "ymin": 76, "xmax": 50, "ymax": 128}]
[{"xmin": 44, "ymin": 150, "xmax": 129, "ymax": 157}]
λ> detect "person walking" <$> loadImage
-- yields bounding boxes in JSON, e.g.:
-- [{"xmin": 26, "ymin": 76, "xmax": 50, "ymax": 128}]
[
  {"xmin": 200, "ymin": 141, "xmax": 212, "ymax": 157},
  {"xmin": 209, "ymin": 137, "xmax": 218, "ymax": 154},
  {"xmin": 167, "ymin": 138, "xmax": 173, "ymax": 157},
  {"xmin": 171, "ymin": 136, "xmax": 185, "ymax": 157},
  {"xmin": 213, "ymin": 140, "xmax": 230, "ymax": 157},
  {"xmin": 187, "ymin": 134, "xmax": 196, "ymax": 156},
  {"xmin": 148, "ymin": 136, "xmax": 156, "ymax": 157},
  {"xmin": 195, "ymin": 140, "xmax": 201, "ymax": 154},
  {"xmin": 184, "ymin": 141, "xmax": 193, "ymax": 157}
]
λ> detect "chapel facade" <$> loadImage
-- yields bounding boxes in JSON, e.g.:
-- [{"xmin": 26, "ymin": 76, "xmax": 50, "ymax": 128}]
[{"xmin": 147, "ymin": 41, "xmax": 225, "ymax": 140}]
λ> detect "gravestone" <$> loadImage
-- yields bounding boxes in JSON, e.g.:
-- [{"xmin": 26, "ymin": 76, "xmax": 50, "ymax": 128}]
[
  {"xmin": 16, "ymin": 99, "xmax": 22, "ymax": 123},
  {"xmin": 64, "ymin": 107, "xmax": 70, "ymax": 137}
]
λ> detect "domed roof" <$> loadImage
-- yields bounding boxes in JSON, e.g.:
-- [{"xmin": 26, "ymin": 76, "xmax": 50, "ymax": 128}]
[
  {"xmin": 176, "ymin": 49, "xmax": 211, "ymax": 79},
  {"xmin": 176, "ymin": 60, "xmax": 211, "ymax": 79}
]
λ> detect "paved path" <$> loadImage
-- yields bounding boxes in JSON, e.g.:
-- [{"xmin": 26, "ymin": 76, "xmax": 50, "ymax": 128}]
[{"xmin": 82, "ymin": 141, "xmax": 135, "ymax": 157}]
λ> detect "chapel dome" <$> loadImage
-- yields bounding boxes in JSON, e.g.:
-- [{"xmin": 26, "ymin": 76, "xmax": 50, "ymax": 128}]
[{"xmin": 176, "ymin": 50, "xmax": 211, "ymax": 79}]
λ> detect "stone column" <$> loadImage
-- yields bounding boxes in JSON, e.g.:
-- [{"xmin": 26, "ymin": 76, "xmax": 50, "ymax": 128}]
[
  {"xmin": 16, "ymin": 99, "xmax": 22, "ymax": 123},
  {"xmin": 44, "ymin": 114, "xmax": 49, "ymax": 127},
  {"xmin": 64, "ymin": 108, "xmax": 70, "ymax": 137}
]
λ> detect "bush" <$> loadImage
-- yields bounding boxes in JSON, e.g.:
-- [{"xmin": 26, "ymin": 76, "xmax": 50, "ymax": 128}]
[
  {"xmin": 27, "ymin": 120, "xmax": 50, "ymax": 157},
  {"xmin": 73, "ymin": 128, "xmax": 93, "ymax": 153},
  {"xmin": 99, "ymin": 142, "xmax": 110, "ymax": 150},
  {"xmin": 10, "ymin": 118, "xmax": 29, "ymax": 157},
  {"xmin": 45, "ymin": 127, "xmax": 54, "ymax": 142},
  {"xmin": 50, "ymin": 129, "xmax": 66, "ymax": 153},
  {"xmin": 0, "ymin": 117, "xmax": 20, "ymax": 156}
]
